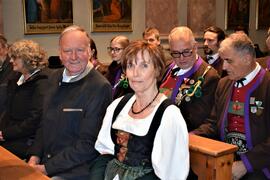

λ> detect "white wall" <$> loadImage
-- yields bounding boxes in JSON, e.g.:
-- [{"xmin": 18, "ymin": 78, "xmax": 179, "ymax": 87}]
[{"xmin": 2, "ymin": 0, "xmax": 145, "ymax": 63}]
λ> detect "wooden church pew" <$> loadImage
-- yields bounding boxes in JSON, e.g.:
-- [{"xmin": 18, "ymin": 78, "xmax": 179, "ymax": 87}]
[
  {"xmin": 0, "ymin": 146, "xmax": 50, "ymax": 180},
  {"xmin": 189, "ymin": 134, "xmax": 238, "ymax": 180}
]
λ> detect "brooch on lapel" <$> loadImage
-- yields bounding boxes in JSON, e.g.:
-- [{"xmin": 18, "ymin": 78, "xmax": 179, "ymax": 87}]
[
  {"xmin": 114, "ymin": 74, "xmax": 129, "ymax": 89},
  {"xmin": 175, "ymin": 66, "xmax": 211, "ymax": 105},
  {"xmin": 250, "ymin": 97, "xmax": 263, "ymax": 116}
]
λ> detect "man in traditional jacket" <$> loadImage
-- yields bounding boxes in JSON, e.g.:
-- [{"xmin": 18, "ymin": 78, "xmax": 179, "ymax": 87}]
[
  {"xmin": 194, "ymin": 32, "xmax": 270, "ymax": 179},
  {"xmin": 159, "ymin": 26, "xmax": 220, "ymax": 131}
]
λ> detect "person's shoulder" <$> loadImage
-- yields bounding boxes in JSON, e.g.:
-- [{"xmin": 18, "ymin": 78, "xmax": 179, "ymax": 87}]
[
  {"xmin": 263, "ymin": 69, "xmax": 270, "ymax": 80},
  {"xmin": 217, "ymin": 76, "xmax": 232, "ymax": 89},
  {"xmin": 88, "ymin": 68, "xmax": 110, "ymax": 84},
  {"xmin": 198, "ymin": 60, "xmax": 220, "ymax": 80}
]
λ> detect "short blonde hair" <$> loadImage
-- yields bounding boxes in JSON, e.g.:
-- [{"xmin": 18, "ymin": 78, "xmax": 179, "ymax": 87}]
[
  {"xmin": 9, "ymin": 39, "xmax": 47, "ymax": 71},
  {"xmin": 110, "ymin": 35, "xmax": 129, "ymax": 49},
  {"xmin": 143, "ymin": 27, "xmax": 160, "ymax": 41}
]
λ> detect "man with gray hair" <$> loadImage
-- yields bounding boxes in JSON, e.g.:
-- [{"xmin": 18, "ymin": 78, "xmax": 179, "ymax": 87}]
[
  {"xmin": 194, "ymin": 32, "xmax": 270, "ymax": 179},
  {"xmin": 160, "ymin": 26, "xmax": 219, "ymax": 131},
  {"xmin": 28, "ymin": 25, "xmax": 112, "ymax": 179}
]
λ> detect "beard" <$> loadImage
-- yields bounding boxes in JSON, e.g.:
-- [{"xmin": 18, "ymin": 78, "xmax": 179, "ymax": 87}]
[{"xmin": 203, "ymin": 46, "xmax": 214, "ymax": 55}]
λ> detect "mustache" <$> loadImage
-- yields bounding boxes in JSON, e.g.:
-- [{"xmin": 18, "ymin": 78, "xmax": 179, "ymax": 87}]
[{"xmin": 203, "ymin": 46, "xmax": 213, "ymax": 55}]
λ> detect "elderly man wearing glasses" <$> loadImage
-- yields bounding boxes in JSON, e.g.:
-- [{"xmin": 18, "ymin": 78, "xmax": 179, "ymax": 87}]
[{"xmin": 160, "ymin": 26, "xmax": 220, "ymax": 132}]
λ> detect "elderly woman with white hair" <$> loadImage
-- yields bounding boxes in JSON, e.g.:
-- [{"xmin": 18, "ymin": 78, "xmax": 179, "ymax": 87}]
[{"xmin": 0, "ymin": 39, "xmax": 48, "ymax": 159}]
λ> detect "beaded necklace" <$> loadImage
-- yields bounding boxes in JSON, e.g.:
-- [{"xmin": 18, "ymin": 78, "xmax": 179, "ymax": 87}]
[{"xmin": 131, "ymin": 91, "xmax": 159, "ymax": 114}]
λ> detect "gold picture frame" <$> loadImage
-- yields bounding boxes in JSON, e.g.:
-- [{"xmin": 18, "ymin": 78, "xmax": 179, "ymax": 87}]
[
  {"xmin": 225, "ymin": 0, "xmax": 250, "ymax": 30},
  {"xmin": 91, "ymin": 0, "xmax": 132, "ymax": 32},
  {"xmin": 256, "ymin": 0, "xmax": 270, "ymax": 29},
  {"xmin": 23, "ymin": 0, "xmax": 73, "ymax": 34}
]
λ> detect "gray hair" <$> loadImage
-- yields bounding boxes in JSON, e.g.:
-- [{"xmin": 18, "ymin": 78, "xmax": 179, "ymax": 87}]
[
  {"xmin": 9, "ymin": 39, "xmax": 47, "ymax": 71},
  {"xmin": 219, "ymin": 32, "xmax": 256, "ymax": 58},
  {"xmin": 168, "ymin": 26, "xmax": 196, "ymax": 45},
  {"xmin": 59, "ymin": 25, "xmax": 90, "ymax": 45}
]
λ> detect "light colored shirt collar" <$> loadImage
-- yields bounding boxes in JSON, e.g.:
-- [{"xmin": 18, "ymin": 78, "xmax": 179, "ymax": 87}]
[
  {"xmin": 62, "ymin": 61, "xmax": 93, "ymax": 83},
  {"xmin": 173, "ymin": 56, "xmax": 199, "ymax": 76},
  {"xmin": 207, "ymin": 53, "xmax": 219, "ymax": 65},
  {"xmin": 235, "ymin": 62, "xmax": 261, "ymax": 87},
  {"xmin": 17, "ymin": 69, "xmax": 40, "ymax": 86},
  {"xmin": 173, "ymin": 65, "xmax": 192, "ymax": 76}
]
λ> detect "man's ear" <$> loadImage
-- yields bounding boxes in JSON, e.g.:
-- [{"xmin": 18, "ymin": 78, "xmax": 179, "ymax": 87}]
[
  {"xmin": 242, "ymin": 54, "xmax": 252, "ymax": 65},
  {"xmin": 58, "ymin": 48, "xmax": 62, "ymax": 61},
  {"xmin": 193, "ymin": 42, "xmax": 198, "ymax": 53}
]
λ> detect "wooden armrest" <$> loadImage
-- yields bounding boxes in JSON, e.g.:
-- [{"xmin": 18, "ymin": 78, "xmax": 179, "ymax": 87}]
[
  {"xmin": 0, "ymin": 146, "xmax": 50, "ymax": 180},
  {"xmin": 189, "ymin": 134, "xmax": 238, "ymax": 180}
]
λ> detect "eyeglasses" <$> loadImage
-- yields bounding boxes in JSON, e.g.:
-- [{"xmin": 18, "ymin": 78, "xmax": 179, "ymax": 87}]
[
  {"xmin": 170, "ymin": 49, "xmax": 193, "ymax": 58},
  {"xmin": 107, "ymin": 47, "xmax": 123, "ymax": 53}
]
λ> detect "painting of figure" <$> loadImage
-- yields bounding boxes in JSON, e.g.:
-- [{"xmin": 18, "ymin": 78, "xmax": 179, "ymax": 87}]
[
  {"xmin": 92, "ymin": 0, "xmax": 132, "ymax": 32},
  {"xmin": 257, "ymin": 0, "xmax": 270, "ymax": 29},
  {"xmin": 23, "ymin": 0, "xmax": 73, "ymax": 34},
  {"xmin": 226, "ymin": 0, "xmax": 250, "ymax": 30}
]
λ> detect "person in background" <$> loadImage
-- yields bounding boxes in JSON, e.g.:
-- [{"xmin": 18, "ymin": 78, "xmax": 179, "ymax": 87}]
[
  {"xmin": 193, "ymin": 33, "xmax": 270, "ymax": 180},
  {"xmin": 203, "ymin": 26, "xmax": 227, "ymax": 77},
  {"xmin": 160, "ymin": 26, "xmax": 220, "ymax": 131},
  {"xmin": 89, "ymin": 37, "xmax": 108, "ymax": 75},
  {"xmin": 0, "ymin": 34, "xmax": 18, "ymax": 113},
  {"xmin": 143, "ymin": 27, "xmax": 172, "ymax": 66},
  {"xmin": 142, "ymin": 27, "xmax": 161, "ymax": 46},
  {"xmin": 105, "ymin": 35, "xmax": 132, "ymax": 99},
  {"xmin": 257, "ymin": 27, "xmax": 270, "ymax": 70},
  {"xmin": 234, "ymin": 25, "xmax": 265, "ymax": 58},
  {"xmin": 27, "ymin": 25, "xmax": 112, "ymax": 179},
  {"xmin": 0, "ymin": 39, "xmax": 48, "ymax": 159},
  {"xmin": 89, "ymin": 40, "xmax": 189, "ymax": 180}
]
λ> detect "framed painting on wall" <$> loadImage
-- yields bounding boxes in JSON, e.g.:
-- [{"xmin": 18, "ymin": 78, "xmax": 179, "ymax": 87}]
[
  {"xmin": 225, "ymin": 0, "xmax": 250, "ymax": 30},
  {"xmin": 23, "ymin": 0, "xmax": 73, "ymax": 34},
  {"xmin": 92, "ymin": 0, "xmax": 132, "ymax": 32},
  {"xmin": 256, "ymin": 0, "xmax": 270, "ymax": 29}
]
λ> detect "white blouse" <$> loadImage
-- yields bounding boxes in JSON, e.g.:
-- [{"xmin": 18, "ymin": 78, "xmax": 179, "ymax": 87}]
[{"xmin": 95, "ymin": 94, "xmax": 189, "ymax": 180}]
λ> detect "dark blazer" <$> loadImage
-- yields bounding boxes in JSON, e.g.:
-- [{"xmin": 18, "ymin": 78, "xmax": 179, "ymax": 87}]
[
  {"xmin": 0, "ymin": 57, "xmax": 19, "ymax": 113},
  {"xmin": 194, "ymin": 69, "xmax": 270, "ymax": 179},
  {"xmin": 28, "ymin": 68, "xmax": 112, "ymax": 180},
  {"xmin": 257, "ymin": 56, "xmax": 270, "ymax": 70},
  {"xmin": 203, "ymin": 56, "xmax": 227, "ymax": 77},
  {"xmin": 0, "ymin": 70, "xmax": 48, "ymax": 159}
]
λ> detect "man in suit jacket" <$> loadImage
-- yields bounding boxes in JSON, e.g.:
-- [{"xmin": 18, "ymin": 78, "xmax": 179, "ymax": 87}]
[
  {"xmin": 27, "ymin": 25, "xmax": 112, "ymax": 180},
  {"xmin": 203, "ymin": 26, "xmax": 227, "ymax": 77},
  {"xmin": 0, "ymin": 34, "xmax": 18, "ymax": 113}
]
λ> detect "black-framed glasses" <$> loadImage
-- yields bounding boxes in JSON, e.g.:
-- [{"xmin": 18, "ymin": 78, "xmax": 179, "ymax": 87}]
[
  {"xmin": 107, "ymin": 47, "xmax": 123, "ymax": 53},
  {"xmin": 170, "ymin": 49, "xmax": 193, "ymax": 58}
]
